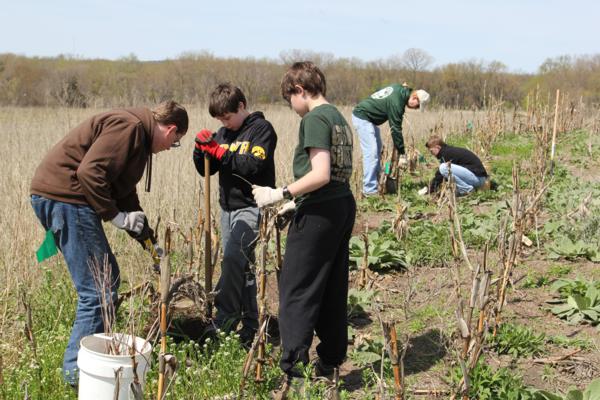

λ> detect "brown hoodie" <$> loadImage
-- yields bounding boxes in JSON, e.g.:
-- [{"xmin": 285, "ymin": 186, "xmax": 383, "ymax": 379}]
[{"xmin": 30, "ymin": 108, "xmax": 155, "ymax": 221}]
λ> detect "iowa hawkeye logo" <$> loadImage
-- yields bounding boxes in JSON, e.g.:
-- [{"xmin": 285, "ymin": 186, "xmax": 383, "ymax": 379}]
[{"xmin": 220, "ymin": 141, "xmax": 267, "ymax": 160}]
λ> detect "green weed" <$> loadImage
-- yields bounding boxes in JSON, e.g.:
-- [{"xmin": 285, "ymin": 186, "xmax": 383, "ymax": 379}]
[
  {"xmin": 529, "ymin": 377, "xmax": 600, "ymax": 400},
  {"xmin": 491, "ymin": 323, "xmax": 546, "ymax": 358},
  {"xmin": 449, "ymin": 360, "xmax": 532, "ymax": 400},
  {"xmin": 548, "ymin": 335, "xmax": 595, "ymax": 350},
  {"xmin": 402, "ymin": 220, "xmax": 452, "ymax": 267},
  {"xmin": 347, "ymin": 288, "xmax": 376, "ymax": 319},
  {"xmin": 549, "ymin": 278, "xmax": 600, "ymax": 326},
  {"xmin": 349, "ymin": 222, "xmax": 407, "ymax": 271}
]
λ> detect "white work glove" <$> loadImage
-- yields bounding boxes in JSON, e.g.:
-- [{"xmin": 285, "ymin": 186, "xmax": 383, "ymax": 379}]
[
  {"xmin": 277, "ymin": 200, "xmax": 296, "ymax": 216},
  {"xmin": 252, "ymin": 185, "xmax": 284, "ymax": 207},
  {"xmin": 418, "ymin": 186, "xmax": 429, "ymax": 196},
  {"xmin": 111, "ymin": 211, "xmax": 146, "ymax": 235}
]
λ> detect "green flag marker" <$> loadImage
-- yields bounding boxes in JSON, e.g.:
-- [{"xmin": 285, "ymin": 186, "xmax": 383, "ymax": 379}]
[{"xmin": 36, "ymin": 230, "xmax": 58, "ymax": 263}]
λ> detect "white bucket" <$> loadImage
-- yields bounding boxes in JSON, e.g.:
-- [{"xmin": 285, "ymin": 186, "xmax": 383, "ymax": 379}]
[{"xmin": 77, "ymin": 333, "xmax": 153, "ymax": 400}]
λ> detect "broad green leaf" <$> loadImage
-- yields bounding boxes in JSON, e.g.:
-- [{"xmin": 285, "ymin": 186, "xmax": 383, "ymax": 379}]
[
  {"xmin": 565, "ymin": 390, "xmax": 584, "ymax": 400},
  {"xmin": 583, "ymin": 378, "xmax": 600, "ymax": 400}
]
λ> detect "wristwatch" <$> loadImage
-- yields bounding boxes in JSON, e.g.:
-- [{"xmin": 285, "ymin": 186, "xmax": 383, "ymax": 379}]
[{"xmin": 282, "ymin": 186, "xmax": 293, "ymax": 200}]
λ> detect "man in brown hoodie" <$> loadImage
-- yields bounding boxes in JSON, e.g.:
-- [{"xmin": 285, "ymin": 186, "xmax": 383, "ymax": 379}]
[{"xmin": 30, "ymin": 100, "xmax": 188, "ymax": 386}]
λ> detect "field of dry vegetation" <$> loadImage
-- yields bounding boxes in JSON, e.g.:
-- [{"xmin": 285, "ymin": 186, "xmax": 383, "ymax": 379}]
[{"xmin": 1, "ymin": 101, "xmax": 600, "ymax": 399}]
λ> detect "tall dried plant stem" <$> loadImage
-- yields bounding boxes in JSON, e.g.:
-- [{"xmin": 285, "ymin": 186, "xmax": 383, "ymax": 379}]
[
  {"xmin": 445, "ymin": 170, "xmax": 473, "ymax": 271},
  {"xmin": 550, "ymin": 89, "xmax": 560, "ymax": 172},
  {"xmin": 90, "ymin": 256, "xmax": 117, "ymax": 354},
  {"xmin": 157, "ymin": 227, "xmax": 172, "ymax": 400},
  {"xmin": 204, "ymin": 154, "xmax": 213, "ymax": 319},
  {"xmin": 359, "ymin": 224, "xmax": 369, "ymax": 289},
  {"xmin": 255, "ymin": 209, "xmax": 272, "ymax": 382},
  {"xmin": 383, "ymin": 322, "xmax": 404, "ymax": 400},
  {"xmin": 20, "ymin": 291, "xmax": 39, "ymax": 365}
]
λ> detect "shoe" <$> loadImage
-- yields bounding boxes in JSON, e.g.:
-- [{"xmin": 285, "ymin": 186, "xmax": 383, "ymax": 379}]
[
  {"xmin": 271, "ymin": 375, "xmax": 304, "ymax": 400},
  {"xmin": 238, "ymin": 327, "xmax": 257, "ymax": 350},
  {"xmin": 313, "ymin": 358, "xmax": 336, "ymax": 379}
]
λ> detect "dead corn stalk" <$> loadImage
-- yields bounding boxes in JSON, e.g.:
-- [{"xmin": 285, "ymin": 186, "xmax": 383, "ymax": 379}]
[
  {"xmin": 442, "ymin": 171, "xmax": 495, "ymax": 399},
  {"xmin": 359, "ymin": 222, "xmax": 369, "ymax": 289},
  {"xmin": 494, "ymin": 164, "xmax": 550, "ymax": 335},
  {"xmin": 550, "ymin": 89, "xmax": 560, "ymax": 174},
  {"xmin": 239, "ymin": 208, "xmax": 278, "ymax": 395},
  {"xmin": 444, "ymin": 169, "xmax": 473, "ymax": 271},
  {"xmin": 452, "ymin": 246, "xmax": 493, "ymax": 400},
  {"xmin": 392, "ymin": 203, "xmax": 409, "ymax": 241},
  {"xmin": 255, "ymin": 208, "xmax": 275, "ymax": 383}
]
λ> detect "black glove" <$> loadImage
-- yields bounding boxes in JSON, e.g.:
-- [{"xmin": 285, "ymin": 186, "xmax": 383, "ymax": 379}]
[{"xmin": 127, "ymin": 217, "xmax": 156, "ymax": 250}]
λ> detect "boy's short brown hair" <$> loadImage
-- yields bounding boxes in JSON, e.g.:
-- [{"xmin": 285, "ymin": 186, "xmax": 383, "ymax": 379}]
[
  {"xmin": 426, "ymin": 135, "xmax": 445, "ymax": 148},
  {"xmin": 208, "ymin": 83, "xmax": 247, "ymax": 117},
  {"xmin": 280, "ymin": 61, "xmax": 327, "ymax": 102},
  {"xmin": 152, "ymin": 100, "xmax": 189, "ymax": 134}
]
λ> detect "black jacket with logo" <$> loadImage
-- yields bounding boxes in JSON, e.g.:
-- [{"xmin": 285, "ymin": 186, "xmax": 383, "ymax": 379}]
[
  {"xmin": 429, "ymin": 144, "xmax": 487, "ymax": 192},
  {"xmin": 193, "ymin": 112, "xmax": 277, "ymax": 211}
]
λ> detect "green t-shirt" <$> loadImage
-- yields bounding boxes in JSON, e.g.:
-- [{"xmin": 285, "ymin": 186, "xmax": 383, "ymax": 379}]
[{"xmin": 293, "ymin": 103, "xmax": 353, "ymax": 207}]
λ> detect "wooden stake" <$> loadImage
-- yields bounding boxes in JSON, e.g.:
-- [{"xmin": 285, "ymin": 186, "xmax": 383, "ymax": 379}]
[
  {"xmin": 204, "ymin": 154, "xmax": 213, "ymax": 318},
  {"xmin": 157, "ymin": 227, "xmax": 172, "ymax": 400},
  {"xmin": 388, "ymin": 323, "xmax": 403, "ymax": 400}
]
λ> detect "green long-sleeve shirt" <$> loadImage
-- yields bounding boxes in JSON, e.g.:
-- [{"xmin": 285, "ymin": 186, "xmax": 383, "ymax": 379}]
[{"xmin": 352, "ymin": 84, "xmax": 411, "ymax": 154}]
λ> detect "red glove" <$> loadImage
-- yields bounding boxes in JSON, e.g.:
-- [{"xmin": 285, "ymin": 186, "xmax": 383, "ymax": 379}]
[
  {"xmin": 194, "ymin": 130, "xmax": 227, "ymax": 160},
  {"xmin": 195, "ymin": 129, "xmax": 213, "ymax": 146}
]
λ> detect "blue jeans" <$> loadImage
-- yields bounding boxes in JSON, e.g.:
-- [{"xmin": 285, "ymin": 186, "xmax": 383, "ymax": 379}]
[
  {"xmin": 439, "ymin": 163, "xmax": 487, "ymax": 194},
  {"xmin": 30, "ymin": 195, "xmax": 119, "ymax": 385},
  {"xmin": 215, "ymin": 206, "xmax": 259, "ymax": 336},
  {"xmin": 352, "ymin": 114, "xmax": 382, "ymax": 195}
]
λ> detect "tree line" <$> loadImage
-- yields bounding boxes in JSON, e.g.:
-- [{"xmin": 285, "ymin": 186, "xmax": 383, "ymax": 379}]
[{"xmin": 1, "ymin": 50, "xmax": 599, "ymax": 109}]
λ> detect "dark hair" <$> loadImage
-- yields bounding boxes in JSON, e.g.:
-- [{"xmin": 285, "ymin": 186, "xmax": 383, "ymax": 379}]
[
  {"xmin": 280, "ymin": 61, "xmax": 326, "ymax": 102},
  {"xmin": 152, "ymin": 100, "xmax": 188, "ymax": 134},
  {"xmin": 208, "ymin": 83, "xmax": 247, "ymax": 117},
  {"xmin": 426, "ymin": 135, "xmax": 445, "ymax": 148}
]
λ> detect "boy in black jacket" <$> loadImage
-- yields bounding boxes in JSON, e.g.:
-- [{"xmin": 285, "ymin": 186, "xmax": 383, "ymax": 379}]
[
  {"xmin": 193, "ymin": 83, "xmax": 277, "ymax": 344},
  {"xmin": 425, "ymin": 135, "xmax": 488, "ymax": 195}
]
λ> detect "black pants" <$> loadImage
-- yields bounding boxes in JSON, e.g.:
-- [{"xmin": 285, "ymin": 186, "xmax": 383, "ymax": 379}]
[{"xmin": 278, "ymin": 195, "xmax": 356, "ymax": 375}]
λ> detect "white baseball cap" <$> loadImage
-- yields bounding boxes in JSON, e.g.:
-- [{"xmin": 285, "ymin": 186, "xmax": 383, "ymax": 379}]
[{"xmin": 416, "ymin": 89, "xmax": 430, "ymax": 111}]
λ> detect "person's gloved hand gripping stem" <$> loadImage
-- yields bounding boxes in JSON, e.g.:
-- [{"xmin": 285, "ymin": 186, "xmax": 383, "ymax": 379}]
[{"xmin": 252, "ymin": 147, "xmax": 331, "ymax": 208}]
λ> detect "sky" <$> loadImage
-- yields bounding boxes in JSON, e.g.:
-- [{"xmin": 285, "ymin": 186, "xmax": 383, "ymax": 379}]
[{"xmin": 2, "ymin": 0, "xmax": 599, "ymax": 73}]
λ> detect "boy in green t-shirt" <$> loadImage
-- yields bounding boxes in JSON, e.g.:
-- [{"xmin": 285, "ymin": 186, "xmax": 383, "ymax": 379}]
[
  {"xmin": 252, "ymin": 61, "xmax": 356, "ymax": 396},
  {"xmin": 352, "ymin": 84, "xmax": 430, "ymax": 195}
]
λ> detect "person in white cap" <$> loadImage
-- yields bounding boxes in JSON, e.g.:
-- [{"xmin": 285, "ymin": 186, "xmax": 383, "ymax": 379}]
[{"xmin": 352, "ymin": 85, "xmax": 430, "ymax": 196}]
